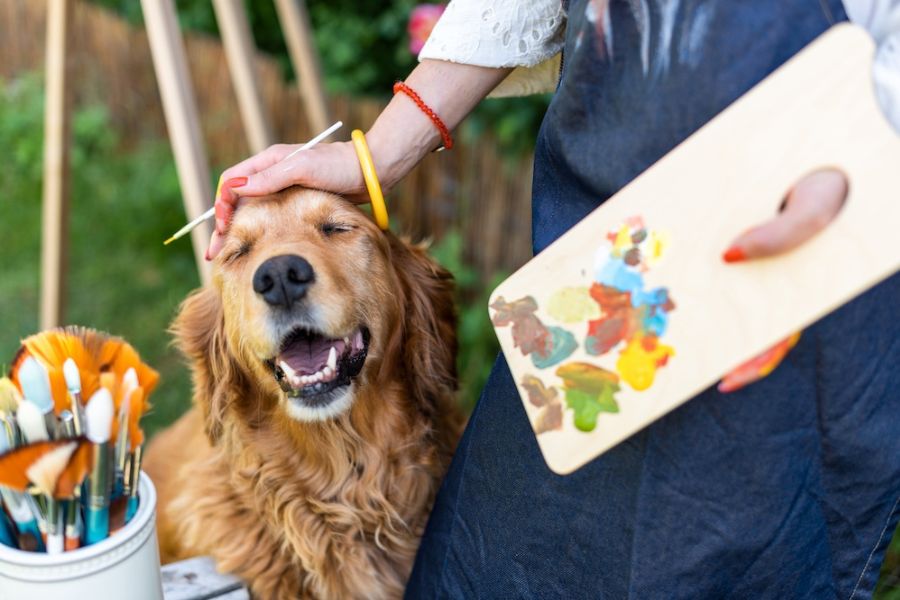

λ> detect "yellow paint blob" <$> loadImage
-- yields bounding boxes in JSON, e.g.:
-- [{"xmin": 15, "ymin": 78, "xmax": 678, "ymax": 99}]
[
  {"xmin": 613, "ymin": 225, "xmax": 632, "ymax": 254},
  {"xmin": 616, "ymin": 336, "xmax": 675, "ymax": 391},
  {"xmin": 547, "ymin": 287, "xmax": 601, "ymax": 323},
  {"xmin": 646, "ymin": 230, "xmax": 670, "ymax": 264}
]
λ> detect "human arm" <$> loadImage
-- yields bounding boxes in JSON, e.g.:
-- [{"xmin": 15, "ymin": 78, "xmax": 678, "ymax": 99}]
[{"xmin": 208, "ymin": 59, "xmax": 512, "ymax": 258}]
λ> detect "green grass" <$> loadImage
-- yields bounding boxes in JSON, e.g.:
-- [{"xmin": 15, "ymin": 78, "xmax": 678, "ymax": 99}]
[{"xmin": 0, "ymin": 73, "xmax": 897, "ymax": 594}]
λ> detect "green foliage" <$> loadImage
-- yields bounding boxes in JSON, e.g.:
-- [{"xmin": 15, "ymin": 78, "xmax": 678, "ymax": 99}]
[
  {"xmin": 428, "ymin": 231, "xmax": 504, "ymax": 411},
  {"xmin": 0, "ymin": 74, "xmax": 198, "ymax": 436},
  {"xmin": 877, "ymin": 526, "xmax": 900, "ymax": 600},
  {"xmin": 86, "ymin": 0, "xmax": 550, "ymax": 157},
  {"xmin": 0, "ymin": 73, "xmax": 503, "ymax": 432}
]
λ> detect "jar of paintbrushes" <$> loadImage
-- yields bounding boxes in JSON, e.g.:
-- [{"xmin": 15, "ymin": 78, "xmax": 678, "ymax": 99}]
[{"xmin": 0, "ymin": 327, "xmax": 163, "ymax": 600}]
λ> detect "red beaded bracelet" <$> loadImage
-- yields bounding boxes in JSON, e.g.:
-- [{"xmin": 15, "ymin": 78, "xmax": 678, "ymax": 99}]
[{"xmin": 393, "ymin": 81, "xmax": 454, "ymax": 151}]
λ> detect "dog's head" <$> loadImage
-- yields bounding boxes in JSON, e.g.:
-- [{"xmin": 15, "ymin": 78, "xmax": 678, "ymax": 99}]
[{"xmin": 173, "ymin": 188, "xmax": 456, "ymax": 440}]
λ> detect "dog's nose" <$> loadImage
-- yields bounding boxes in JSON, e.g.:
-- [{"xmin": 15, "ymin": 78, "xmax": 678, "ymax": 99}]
[{"xmin": 253, "ymin": 255, "xmax": 315, "ymax": 307}]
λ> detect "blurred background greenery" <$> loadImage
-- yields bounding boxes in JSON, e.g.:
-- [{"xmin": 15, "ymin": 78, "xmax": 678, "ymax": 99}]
[{"xmin": 0, "ymin": 0, "xmax": 896, "ymax": 591}]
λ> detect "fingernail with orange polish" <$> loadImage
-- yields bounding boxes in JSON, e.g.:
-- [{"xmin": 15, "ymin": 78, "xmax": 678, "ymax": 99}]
[
  {"xmin": 225, "ymin": 176, "xmax": 248, "ymax": 189},
  {"xmin": 722, "ymin": 246, "xmax": 747, "ymax": 263}
]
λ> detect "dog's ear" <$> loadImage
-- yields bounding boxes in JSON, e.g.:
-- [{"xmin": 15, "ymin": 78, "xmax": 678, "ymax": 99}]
[
  {"xmin": 170, "ymin": 287, "xmax": 233, "ymax": 443},
  {"xmin": 386, "ymin": 238, "xmax": 458, "ymax": 414}
]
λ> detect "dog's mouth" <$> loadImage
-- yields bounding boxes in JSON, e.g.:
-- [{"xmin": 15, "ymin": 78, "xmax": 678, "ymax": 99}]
[{"xmin": 266, "ymin": 326, "xmax": 370, "ymax": 404}]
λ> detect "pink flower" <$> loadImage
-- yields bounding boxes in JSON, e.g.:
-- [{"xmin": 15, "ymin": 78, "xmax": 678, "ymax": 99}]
[{"xmin": 408, "ymin": 4, "xmax": 446, "ymax": 55}]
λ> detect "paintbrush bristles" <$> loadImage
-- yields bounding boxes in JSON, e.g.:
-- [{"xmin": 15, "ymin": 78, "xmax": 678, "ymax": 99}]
[
  {"xmin": 122, "ymin": 368, "xmax": 139, "ymax": 396},
  {"xmin": 25, "ymin": 442, "xmax": 76, "ymax": 497},
  {"xmin": 62, "ymin": 359, "xmax": 81, "ymax": 392},
  {"xmin": 0, "ymin": 378, "xmax": 21, "ymax": 414},
  {"xmin": 16, "ymin": 402, "xmax": 49, "ymax": 443},
  {"xmin": 18, "ymin": 357, "xmax": 54, "ymax": 414},
  {"xmin": 85, "ymin": 389, "xmax": 113, "ymax": 444}
]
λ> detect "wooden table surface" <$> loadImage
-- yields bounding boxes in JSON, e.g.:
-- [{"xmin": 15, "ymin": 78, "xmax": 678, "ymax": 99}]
[{"xmin": 161, "ymin": 556, "xmax": 249, "ymax": 600}]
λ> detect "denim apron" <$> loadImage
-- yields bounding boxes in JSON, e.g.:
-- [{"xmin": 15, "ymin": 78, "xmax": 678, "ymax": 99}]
[{"xmin": 408, "ymin": 1, "xmax": 900, "ymax": 597}]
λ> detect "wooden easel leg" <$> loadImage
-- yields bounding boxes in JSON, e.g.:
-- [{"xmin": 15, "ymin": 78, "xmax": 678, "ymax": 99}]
[
  {"xmin": 40, "ymin": 0, "xmax": 71, "ymax": 329},
  {"xmin": 273, "ymin": 0, "xmax": 330, "ymax": 133},
  {"xmin": 141, "ymin": 0, "xmax": 212, "ymax": 285},
  {"xmin": 212, "ymin": 0, "xmax": 274, "ymax": 154}
]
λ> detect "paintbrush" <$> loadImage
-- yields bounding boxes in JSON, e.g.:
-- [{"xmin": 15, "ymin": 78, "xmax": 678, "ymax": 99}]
[
  {"xmin": 123, "ymin": 383, "xmax": 145, "ymax": 523},
  {"xmin": 0, "ymin": 377, "xmax": 21, "ymax": 415},
  {"xmin": 0, "ymin": 379, "xmax": 21, "ymax": 447},
  {"xmin": 0, "ymin": 423, "xmax": 43, "ymax": 551},
  {"xmin": 125, "ymin": 445, "xmax": 142, "ymax": 524},
  {"xmin": 10, "ymin": 412, "xmax": 53, "ymax": 545},
  {"xmin": 62, "ymin": 359, "xmax": 85, "ymax": 436},
  {"xmin": 18, "ymin": 357, "xmax": 57, "ymax": 440},
  {"xmin": 115, "ymin": 369, "xmax": 138, "ymax": 478},
  {"xmin": 64, "ymin": 493, "xmax": 82, "ymax": 551},
  {"xmin": 163, "ymin": 120, "xmax": 344, "ymax": 245},
  {"xmin": 84, "ymin": 388, "xmax": 113, "ymax": 545},
  {"xmin": 61, "ymin": 410, "xmax": 86, "ymax": 549},
  {"xmin": 0, "ymin": 509, "xmax": 16, "ymax": 549},
  {"xmin": 16, "ymin": 402, "xmax": 49, "ymax": 444},
  {"xmin": 23, "ymin": 442, "xmax": 80, "ymax": 554}
]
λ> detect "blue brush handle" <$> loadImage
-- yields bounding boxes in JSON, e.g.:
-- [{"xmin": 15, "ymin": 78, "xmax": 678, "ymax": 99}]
[
  {"xmin": 84, "ymin": 507, "xmax": 109, "ymax": 545},
  {"xmin": 125, "ymin": 496, "xmax": 139, "ymax": 524},
  {"xmin": 0, "ymin": 513, "xmax": 17, "ymax": 548},
  {"xmin": 14, "ymin": 518, "xmax": 44, "ymax": 552}
]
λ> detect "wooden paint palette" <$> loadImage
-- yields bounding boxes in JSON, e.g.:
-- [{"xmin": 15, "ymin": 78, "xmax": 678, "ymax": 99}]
[{"xmin": 490, "ymin": 24, "xmax": 900, "ymax": 475}]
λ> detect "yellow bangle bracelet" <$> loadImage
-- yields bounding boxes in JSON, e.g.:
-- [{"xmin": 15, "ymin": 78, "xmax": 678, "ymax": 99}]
[{"xmin": 350, "ymin": 129, "xmax": 389, "ymax": 230}]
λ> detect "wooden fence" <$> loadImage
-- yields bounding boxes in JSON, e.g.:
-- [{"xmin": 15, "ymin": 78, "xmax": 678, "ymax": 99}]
[{"xmin": 0, "ymin": 0, "xmax": 535, "ymax": 282}]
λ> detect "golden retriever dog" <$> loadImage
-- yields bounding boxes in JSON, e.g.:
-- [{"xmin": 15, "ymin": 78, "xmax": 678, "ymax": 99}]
[{"xmin": 144, "ymin": 188, "xmax": 462, "ymax": 599}]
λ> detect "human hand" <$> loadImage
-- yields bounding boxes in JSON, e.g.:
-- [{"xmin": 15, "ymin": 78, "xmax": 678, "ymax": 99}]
[
  {"xmin": 718, "ymin": 168, "xmax": 848, "ymax": 392},
  {"xmin": 207, "ymin": 141, "xmax": 370, "ymax": 260}
]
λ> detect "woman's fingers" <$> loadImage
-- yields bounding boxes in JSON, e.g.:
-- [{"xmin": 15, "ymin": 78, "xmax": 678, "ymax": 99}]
[
  {"xmin": 722, "ymin": 168, "xmax": 848, "ymax": 262},
  {"xmin": 205, "ymin": 141, "xmax": 370, "ymax": 259},
  {"xmin": 718, "ymin": 333, "xmax": 801, "ymax": 393},
  {"xmin": 718, "ymin": 169, "xmax": 847, "ymax": 391},
  {"xmin": 206, "ymin": 230, "xmax": 225, "ymax": 262},
  {"xmin": 218, "ymin": 144, "xmax": 292, "ymax": 188},
  {"xmin": 236, "ymin": 142, "xmax": 367, "ymax": 199}
]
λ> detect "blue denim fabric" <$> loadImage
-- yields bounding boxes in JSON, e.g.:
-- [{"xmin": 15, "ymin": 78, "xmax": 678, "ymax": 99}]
[{"xmin": 407, "ymin": 1, "xmax": 900, "ymax": 597}]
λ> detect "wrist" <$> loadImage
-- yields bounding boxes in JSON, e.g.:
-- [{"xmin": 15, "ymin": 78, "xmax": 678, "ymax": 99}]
[{"xmin": 365, "ymin": 102, "xmax": 437, "ymax": 191}]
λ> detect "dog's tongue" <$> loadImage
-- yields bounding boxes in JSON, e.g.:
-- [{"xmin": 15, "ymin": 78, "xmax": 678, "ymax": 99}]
[{"xmin": 279, "ymin": 336, "xmax": 345, "ymax": 375}]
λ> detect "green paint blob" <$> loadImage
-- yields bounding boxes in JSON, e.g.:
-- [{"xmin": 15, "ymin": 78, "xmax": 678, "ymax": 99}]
[{"xmin": 565, "ymin": 384, "xmax": 619, "ymax": 432}]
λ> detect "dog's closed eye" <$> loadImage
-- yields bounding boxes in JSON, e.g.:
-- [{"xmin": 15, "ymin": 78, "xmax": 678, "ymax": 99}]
[
  {"xmin": 224, "ymin": 240, "xmax": 253, "ymax": 264},
  {"xmin": 320, "ymin": 222, "xmax": 354, "ymax": 236}
]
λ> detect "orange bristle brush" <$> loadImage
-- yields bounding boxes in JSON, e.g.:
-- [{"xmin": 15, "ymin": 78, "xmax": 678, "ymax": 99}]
[
  {"xmin": 3, "ymin": 327, "xmax": 158, "ymax": 551},
  {"xmin": 0, "ymin": 439, "xmax": 90, "ymax": 498},
  {"xmin": 12, "ymin": 328, "xmax": 104, "ymax": 415},
  {"xmin": 0, "ymin": 438, "xmax": 91, "ymax": 554}
]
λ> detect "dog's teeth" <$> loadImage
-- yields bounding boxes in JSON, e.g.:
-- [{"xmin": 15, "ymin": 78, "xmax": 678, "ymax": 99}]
[
  {"xmin": 327, "ymin": 347, "xmax": 337, "ymax": 371},
  {"xmin": 279, "ymin": 361, "xmax": 296, "ymax": 379},
  {"xmin": 300, "ymin": 375, "xmax": 310, "ymax": 385},
  {"xmin": 323, "ymin": 366, "xmax": 334, "ymax": 379}
]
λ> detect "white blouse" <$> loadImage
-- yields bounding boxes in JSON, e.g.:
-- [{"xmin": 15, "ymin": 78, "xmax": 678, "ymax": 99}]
[{"xmin": 419, "ymin": 0, "xmax": 900, "ymax": 129}]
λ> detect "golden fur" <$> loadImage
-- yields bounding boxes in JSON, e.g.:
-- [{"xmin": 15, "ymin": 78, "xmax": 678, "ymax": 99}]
[{"xmin": 144, "ymin": 189, "xmax": 462, "ymax": 599}]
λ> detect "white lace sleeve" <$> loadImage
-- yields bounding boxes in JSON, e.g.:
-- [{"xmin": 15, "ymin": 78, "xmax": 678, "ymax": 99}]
[
  {"xmin": 418, "ymin": 0, "xmax": 567, "ymax": 97},
  {"xmin": 844, "ymin": 0, "xmax": 900, "ymax": 130}
]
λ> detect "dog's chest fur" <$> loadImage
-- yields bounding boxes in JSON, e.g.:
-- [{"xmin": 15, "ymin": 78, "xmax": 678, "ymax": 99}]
[{"xmin": 166, "ymin": 410, "xmax": 442, "ymax": 600}]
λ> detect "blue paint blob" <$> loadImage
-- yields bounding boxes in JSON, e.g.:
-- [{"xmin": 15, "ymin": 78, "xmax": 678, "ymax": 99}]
[
  {"xmin": 532, "ymin": 326, "xmax": 578, "ymax": 369},
  {"xmin": 596, "ymin": 258, "xmax": 643, "ymax": 294}
]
